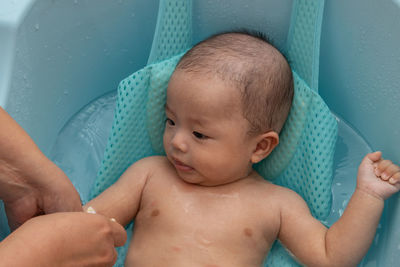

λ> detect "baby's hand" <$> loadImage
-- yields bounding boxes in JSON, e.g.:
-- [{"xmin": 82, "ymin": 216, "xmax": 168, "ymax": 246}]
[{"xmin": 357, "ymin": 151, "xmax": 400, "ymax": 200}]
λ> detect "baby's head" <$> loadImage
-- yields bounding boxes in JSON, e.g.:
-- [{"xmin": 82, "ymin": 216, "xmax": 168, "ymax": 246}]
[
  {"xmin": 176, "ymin": 31, "xmax": 293, "ymax": 135},
  {"xmin": 163, "ymin": 31, "xmax": 294, "ymax": 186}
]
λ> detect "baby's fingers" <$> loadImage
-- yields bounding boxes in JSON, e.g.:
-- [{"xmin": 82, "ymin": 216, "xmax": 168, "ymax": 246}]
[
  {"xmin": 381, "ymin": 163, "xmax": 400, "ymax": 179},
  {"xmin": 388, "ymin": 171, "xmax": 400, "ymax": 185},
  {"xmin": 375, "ymin": 159, "xmax": 394, "ymax": 178},
  {"xmin": 375, "ymin": 159, "xmax": 400, "ymax": 184}
]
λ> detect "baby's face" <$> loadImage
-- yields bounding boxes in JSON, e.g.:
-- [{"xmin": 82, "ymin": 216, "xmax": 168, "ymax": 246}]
[{"xmin": 163, "ymin": 70, "xmax": 258, "ymax": 186}]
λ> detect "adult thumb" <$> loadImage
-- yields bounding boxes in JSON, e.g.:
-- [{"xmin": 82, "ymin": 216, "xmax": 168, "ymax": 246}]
[{"xmin": 109, "ymin": 219, "xmax": 127, "ymax": 247}]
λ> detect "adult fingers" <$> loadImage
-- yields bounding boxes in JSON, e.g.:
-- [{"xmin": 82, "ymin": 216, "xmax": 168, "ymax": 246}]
[
  {"xmin": 109, "ymin": 247, "xmax": 119, "ymax": 267},
  {"xmin": 108, "ymin": 219, "xmax": 127, "ymax": 247},
  {"xmin": 85, "ymin": 207, "xmax": 127, "ymax": 247}
]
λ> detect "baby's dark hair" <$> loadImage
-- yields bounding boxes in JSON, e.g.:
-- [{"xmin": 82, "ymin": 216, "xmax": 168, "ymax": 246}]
[{"xmin": 175, "ymin": 30, "xmax": 294, "ymax": 134}]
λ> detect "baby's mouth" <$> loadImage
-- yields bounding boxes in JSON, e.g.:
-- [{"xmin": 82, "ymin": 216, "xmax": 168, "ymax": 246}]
[{"xmin": 173, "ymin": 158, "xmax": 194, "ymax": 172}]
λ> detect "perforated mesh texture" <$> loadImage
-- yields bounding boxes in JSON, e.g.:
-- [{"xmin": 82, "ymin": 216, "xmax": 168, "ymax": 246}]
[
  {"xmin": 92, "ymin": 57, "xmax": 181, "ymax": 196},
  {"xmin": 286, "ymin": 0, "xmax": 325, "ymax": 91},
  {"xmin": 147, "ymin": 0, "xmax": 192, "ymax": 64},
  {"xmin": 90, "ymin": 0, "xmax": 334, "ymax": 266}
]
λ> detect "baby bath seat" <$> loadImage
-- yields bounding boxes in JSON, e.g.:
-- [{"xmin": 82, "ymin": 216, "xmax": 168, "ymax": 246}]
[
  {"xmin": 50, "ymin": 0, "xmax": 387, "ymax": 266},
  {"xmin": 0, "ymin": 0, "xmax": 383, "ymax": 266}
]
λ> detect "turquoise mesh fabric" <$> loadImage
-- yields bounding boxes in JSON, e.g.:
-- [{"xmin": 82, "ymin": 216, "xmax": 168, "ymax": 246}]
[
  {"xmin": 286, "ymin": 0, "xmax": 325, "ymax": 91},
  {"xmin": 263, "ymin": 0, "xmax": 326, "ymax": 181},
  {"xmin": 92, "ymin": 55, "xmax": 182, "ymax": 198},
  {"xmin": 90, "ymin": 0, "xmax": 336, "ymax": 266},
  {"xmin": 147, "ymin": 0, "xmax": 192, "ymax": 65}
]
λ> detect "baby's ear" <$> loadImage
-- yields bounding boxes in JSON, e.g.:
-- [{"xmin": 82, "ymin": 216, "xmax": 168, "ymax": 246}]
[{"xmin": 251, "ymin": 131, "xmax": 279, "ymax": 164}]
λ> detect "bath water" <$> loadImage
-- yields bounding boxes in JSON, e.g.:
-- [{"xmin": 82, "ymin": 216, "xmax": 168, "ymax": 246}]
[{"xmin": 49, "ymin": 92, "xmax": 380, "ymax": 265}]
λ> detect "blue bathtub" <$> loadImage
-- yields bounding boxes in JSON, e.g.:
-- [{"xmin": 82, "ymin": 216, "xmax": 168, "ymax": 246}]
[{"xmin": 1, "ymin": 0, "xmax": 399, "ymax": 266}]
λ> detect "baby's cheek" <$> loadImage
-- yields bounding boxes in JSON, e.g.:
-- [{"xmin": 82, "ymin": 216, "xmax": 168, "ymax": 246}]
[
  {"xmin": 163, "ymin": 131, "xmax": 172, "ymax": 151},
  {"xmin": 197, "ymin": 154, "xmax": 223, "ymax": 176}
]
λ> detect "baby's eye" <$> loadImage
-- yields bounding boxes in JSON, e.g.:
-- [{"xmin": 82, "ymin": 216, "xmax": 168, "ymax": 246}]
[
  {"xmin": 193, "ymin": 131, "xmax": 208, "ymax": 139},
  {"xmin": 165, "ymin": 118, "xmax": 175, "ymax": 126}
]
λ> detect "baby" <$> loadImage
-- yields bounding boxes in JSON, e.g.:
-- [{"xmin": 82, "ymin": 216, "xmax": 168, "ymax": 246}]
[{"xmin": 86, "ymin": 32, "xmax": 400, "ymax": 266}]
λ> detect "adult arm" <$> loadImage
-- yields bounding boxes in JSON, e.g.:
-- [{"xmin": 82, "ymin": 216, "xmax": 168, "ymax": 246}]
[
  {"xmin": 0, "ymin": 108, "xmax": 82, "ymax": 229},
  {"xmin": 0, "ymin": 107, "xmax": 82, "ymax": 229}
]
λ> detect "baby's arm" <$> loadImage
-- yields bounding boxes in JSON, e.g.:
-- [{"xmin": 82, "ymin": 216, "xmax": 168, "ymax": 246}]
[
  {"xmin": 278, "ymin": 152, "xmax": 400, "ymax": 267},
  {"xmin": 84, "ymin": 157, "xmax": 154, "ymax": 227}
]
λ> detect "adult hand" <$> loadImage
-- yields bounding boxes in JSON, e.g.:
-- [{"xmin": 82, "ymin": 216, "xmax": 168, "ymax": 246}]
[
  {"xmin": 0, "ymin": 107, "xmax": 82, "ymax": 229},
  {"xmin": 0, "ymin": 212, "xmax": 127, "ymax": 267}
]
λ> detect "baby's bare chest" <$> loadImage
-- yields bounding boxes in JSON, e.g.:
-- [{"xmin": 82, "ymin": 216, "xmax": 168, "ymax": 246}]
[{"xmin": 134, "ymin": 176, "xmax": 280, "ymax": 253}]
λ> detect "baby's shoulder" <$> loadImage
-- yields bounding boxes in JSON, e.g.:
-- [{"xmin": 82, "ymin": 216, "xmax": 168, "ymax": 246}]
[
  {"xmin": 133, "ymin": 155, "xmax": 170, "ymax": 168},
  {"xmin": 247, "ymin": 175, "xmax": 306, "ymax": 208},
  {"xmin": 124, "ymin": 156, "xmax": 171, "ymax": 177},
  {"xmin": 133, "ymin": 155, "xmax": 177, "ymax": 177}
]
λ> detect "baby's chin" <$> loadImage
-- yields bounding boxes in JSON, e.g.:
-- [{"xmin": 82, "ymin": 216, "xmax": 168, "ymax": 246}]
[
  {"xmin": 174, "ymin": 169, "xmax": 207, "ymax": 185},
  {"xmin": 177, "ymin": 173, "xmax": 239, "ymax": 187}
]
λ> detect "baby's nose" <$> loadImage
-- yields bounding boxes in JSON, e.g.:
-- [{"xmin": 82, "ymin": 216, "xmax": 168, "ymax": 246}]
[{"xmin": 171, "ymin": 131, "xmax": 188, "ymax": 153}]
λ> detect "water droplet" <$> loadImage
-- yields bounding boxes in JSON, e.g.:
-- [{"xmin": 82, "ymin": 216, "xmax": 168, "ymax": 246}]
[
  {"xmin": 339, "ymin": 209, "xmax": 344, "ymax": 216},
  {"xmin": 34, "ymin": 23, "xmax": 40, "ymax": 31},
  {"xmin": 374, "ymin": 234, "xmax": 380, "ymax": 245}
]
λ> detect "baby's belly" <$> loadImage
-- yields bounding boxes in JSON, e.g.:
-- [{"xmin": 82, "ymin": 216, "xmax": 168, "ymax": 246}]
[
  {"xmin": 124, "ymin": 223, "xmax": 271, "ymax": 267},
  {"xmin": 126, "ymin": 242, "xmax": 268, "ymax": 267}
]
